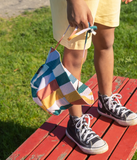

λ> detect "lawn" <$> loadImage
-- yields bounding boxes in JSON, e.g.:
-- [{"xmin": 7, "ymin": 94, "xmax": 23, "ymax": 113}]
[{"xmin": 0, "ymin": 1, "xmax": 137, "ymax": 160}]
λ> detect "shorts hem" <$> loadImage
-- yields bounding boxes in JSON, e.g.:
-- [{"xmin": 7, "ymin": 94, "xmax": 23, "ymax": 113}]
[
  {"xmin": 54, "ymin": 34, "xmax": 92, "ymax": 50},
  {"xmin": 95, "ymin": 18, "xmax": 120, "ymax": 28}
]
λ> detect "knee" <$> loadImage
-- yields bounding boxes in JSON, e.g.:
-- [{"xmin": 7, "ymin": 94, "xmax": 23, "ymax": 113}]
[
  {"xmin": 93, "ymin": 33, "xmax": 114, "ymax": 51},
  {"xmin": 63, "ymin": 48, "xmax": 87, "ymax": 69},
  {"xmin": 101, "ymin": 35, "xmax": 114, "ymax": 50},
  {"xmin": 92, "ymin": 24, "xmax": 115, "ymax": 51}
]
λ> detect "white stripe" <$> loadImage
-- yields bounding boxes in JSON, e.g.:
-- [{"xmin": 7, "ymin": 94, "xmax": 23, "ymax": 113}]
[
  {"xmin": 37, "ymin": 72, "xmax": 55, "ymax": 91},
  {"xmin": 64, "ymin": 67, "xmax": 71, "ymax": 77},
  {"xmin": 78, "ymin": 81, "xmax": 83, "ymax": 88},
  {"xmin": 31, "ymin": 64, "xmax": 49, "ymax": 84},
  {"xmin": 47, "ymin": 97, "xmax": 70, "ymax": 113},
  {"xmin": 31, "ymin": 83, "xmax": 38, "ymax": 90},
  {"xmin": 60, "ymin": 82, "xmax": 75, "ymax": 95},
  {"xmin": 75, "ymin": 27, "xmax": 91, "ymax": 36},
  {"xmin": 75, "ymin": 27, "xmax": 96, "ymax": 36},
  {"xmin": 53, "ymin": 63, "xmax": 64, "ymax": 77},
  {"xmin": 80, "ymin": 87, "xmax": 92, "ymax": 96},
  {"xmin": 73, "ymin": 80, "xmax": 79, "ymax": 90}
]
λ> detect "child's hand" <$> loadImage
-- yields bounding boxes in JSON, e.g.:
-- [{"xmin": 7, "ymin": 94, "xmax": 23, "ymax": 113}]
[
  {"xmin": 122, "ymin": 0, "xmax": 133, "ymax": 4},
  {"xmin": 67, "ymin": 0, "xmax": 93, "ymax": 29}
]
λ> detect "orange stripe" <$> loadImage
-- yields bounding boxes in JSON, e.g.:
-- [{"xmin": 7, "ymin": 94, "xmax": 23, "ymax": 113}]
[
  {"xmin": 68, "ymin": 34, "xmax": 77, "ymax": 41},
  {"xmin": 37, "ymin": 79, "xmax": 59, "ymax": 100},
  {"xmin": 42, "ymin": 88, "xmax": 64, "ymax": 109}
]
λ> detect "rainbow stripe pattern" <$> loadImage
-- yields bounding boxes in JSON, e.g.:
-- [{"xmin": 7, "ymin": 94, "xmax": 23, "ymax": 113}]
[{"xmin": 31, "ymin": 48, "xmax": 94, "ymax": 115}]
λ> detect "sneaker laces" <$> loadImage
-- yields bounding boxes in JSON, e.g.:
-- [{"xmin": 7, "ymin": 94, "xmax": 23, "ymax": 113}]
[
  {"xmin": 75, "ymin": 114, "xmax": 99, "ymax": 144},
  {"xmin": 105, "ymin": 93, "xmax": 130, "ymax": 117}
]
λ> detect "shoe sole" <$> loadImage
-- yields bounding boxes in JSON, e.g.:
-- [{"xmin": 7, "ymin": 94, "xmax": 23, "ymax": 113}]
[
  {"xmin": 66, "ymin": 129, "xmax": 108, "ymax": 154},
  {"xmin": 97, "ymin": 109, "xmax": 137, "ymax": 126}
]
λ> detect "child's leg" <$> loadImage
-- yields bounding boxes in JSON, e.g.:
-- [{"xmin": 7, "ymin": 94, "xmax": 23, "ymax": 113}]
[
  {"xmin": 92, "ymin": 23, "xmax": 115, "ymax": 96},
  {"xmin": 62, "ymin": 47, "xmax": 87, "ymax": 117}
]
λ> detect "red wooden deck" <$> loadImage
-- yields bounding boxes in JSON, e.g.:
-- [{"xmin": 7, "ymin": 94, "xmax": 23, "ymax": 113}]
[{"xmin": 7, "ymin": 75, "xmax": 137, "ymax": 160}]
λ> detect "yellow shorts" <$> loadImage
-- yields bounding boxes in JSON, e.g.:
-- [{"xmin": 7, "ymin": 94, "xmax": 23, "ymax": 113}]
[{"xmin": 50, "ymin": 0, "xmax": 121, "ymax": 50}]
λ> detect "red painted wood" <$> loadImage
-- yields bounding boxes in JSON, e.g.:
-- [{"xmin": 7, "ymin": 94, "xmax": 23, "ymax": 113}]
[
  {"xmin": 46, "ymin": 136, "xmax": 75, "ymax": 160},
  {"xmin": 112, "ymin": 76, "xmax": 129, "ymax": 94},
  {"xmin": 7, "ymin": 110, "xmax": 69, "ymax": 160},
  {"xmin": 47, "ymin": 77, "xmax": 128, "ymax": 160},
  {"xmin": 110, "ymin": 126, "xmax": 137, "ymax": 160},
  {"xmin": 26, "ymin": 115, "xmax": 70, "ymax": 160},
  {"xmin": 7, "ymin": 74, "xmax": 98, "ymax": 160},
  {"xmin": 85, "ymin": 74, "xmax": 97, "ymax": 87},
  {"xmin": 88, "ymin": 80, "xmax": 137, "ymax": 160},
  {"xmin": 110, "ymin": 90, "xmax": 137, "ymax": 160}
]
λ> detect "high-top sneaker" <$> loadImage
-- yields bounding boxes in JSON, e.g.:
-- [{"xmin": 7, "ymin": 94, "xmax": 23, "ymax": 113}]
[
  {"xmin": 66, "ymin": 114, "xmax": 108, "ymax": 154},
  {"xmin": 97, "ymin": 92, "xmax": 137, "ymax": 126}
]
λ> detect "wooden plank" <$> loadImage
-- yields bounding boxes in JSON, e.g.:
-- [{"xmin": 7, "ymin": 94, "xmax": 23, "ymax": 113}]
[
  {"xmin": 7, "ymin": 74, "xmax": 98, "ymax": 160},
  {"xmin": 110, "ymin": 89, "xmax": 137, "ymax": 160},
  {"xmin": 85, "ymin": 74, "xmax": 97, "ymax": 87},
  {"xmin": 45, "ymin": 77, "xmax": 128, "ymax": 160},
  {"xmin": 88, "ymin": 79, "xmax": 137, "ymax": 160},
  {"xmin": 26, "ymin": 115, "xmax": 70, "ymax": 160}
]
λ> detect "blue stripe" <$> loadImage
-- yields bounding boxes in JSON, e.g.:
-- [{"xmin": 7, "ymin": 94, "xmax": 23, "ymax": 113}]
[{"xmin": 46, "ymin": 49, "xmax": 60, "ymax": 63}]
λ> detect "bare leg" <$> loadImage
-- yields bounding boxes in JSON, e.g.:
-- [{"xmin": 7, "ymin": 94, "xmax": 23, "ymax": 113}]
[
  {"xmin": 92, "ymin": 23, "xmax": 115, "ymax": 96},
  {"xmin": 62, "ymin": 47, "xmax": 87, "ymax": 117}
]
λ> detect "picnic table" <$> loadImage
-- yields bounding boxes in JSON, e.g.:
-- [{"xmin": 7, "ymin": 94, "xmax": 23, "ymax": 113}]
[{"xmin": 7, "ymin": 74, "xmax": 137, "ymax": 160}]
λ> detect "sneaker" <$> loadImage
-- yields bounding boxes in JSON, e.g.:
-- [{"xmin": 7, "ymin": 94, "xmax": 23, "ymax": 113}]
[
  {"xmin": 97, "ymin": 92, "xmax": 137, "ymax": 126},
  {"xmin": 66, "ymin": 114, "xmax": 108, "ymax": 154}
]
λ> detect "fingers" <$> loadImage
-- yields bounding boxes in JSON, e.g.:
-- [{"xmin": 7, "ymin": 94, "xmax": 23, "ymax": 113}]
[
  {"xmin": 68, "ymin": 19, "xmax": 89, "ymax": 30},
  {"xmin": 87, "ymin": 11, "xmax": 93, "ymax": 27},
  {"xmin": 68, "ymin": 13, "xmax": 93, "ymax": 30},
  {"xmin": 122, "ymin": 0, "xmax": 133, "ymax": 4}
]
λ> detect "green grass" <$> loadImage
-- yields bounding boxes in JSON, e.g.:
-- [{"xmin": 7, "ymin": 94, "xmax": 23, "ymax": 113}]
[{"xmin": 0, "ymin": 2, "xmax": 137, "ymax": 159}]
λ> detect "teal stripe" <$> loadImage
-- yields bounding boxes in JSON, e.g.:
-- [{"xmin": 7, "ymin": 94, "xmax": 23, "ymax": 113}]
[
  {"xmin": 69, "ymin": 74, "xmax": 77, "ymax": 84},
  {"xmin": 60, "ymin": 104, "xmax": 72, "ymax": 110},
  {"xmin": 53, "ymin": 109, "xmax": 62, "ymax": 115},
  {"xmin": 31, "ymin": 87, "xmax": 37, "ymax": 98},
  {"xmin": 53, "ymin": 104, "xmax": 72, "ymax": 115},
  {"xmin": 77, "ymin": 83, "xmax": 88, "ymax": 94},
  {"xmin": 56, "ymin": 72, "xmax": 70, "ymax": 86}
]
